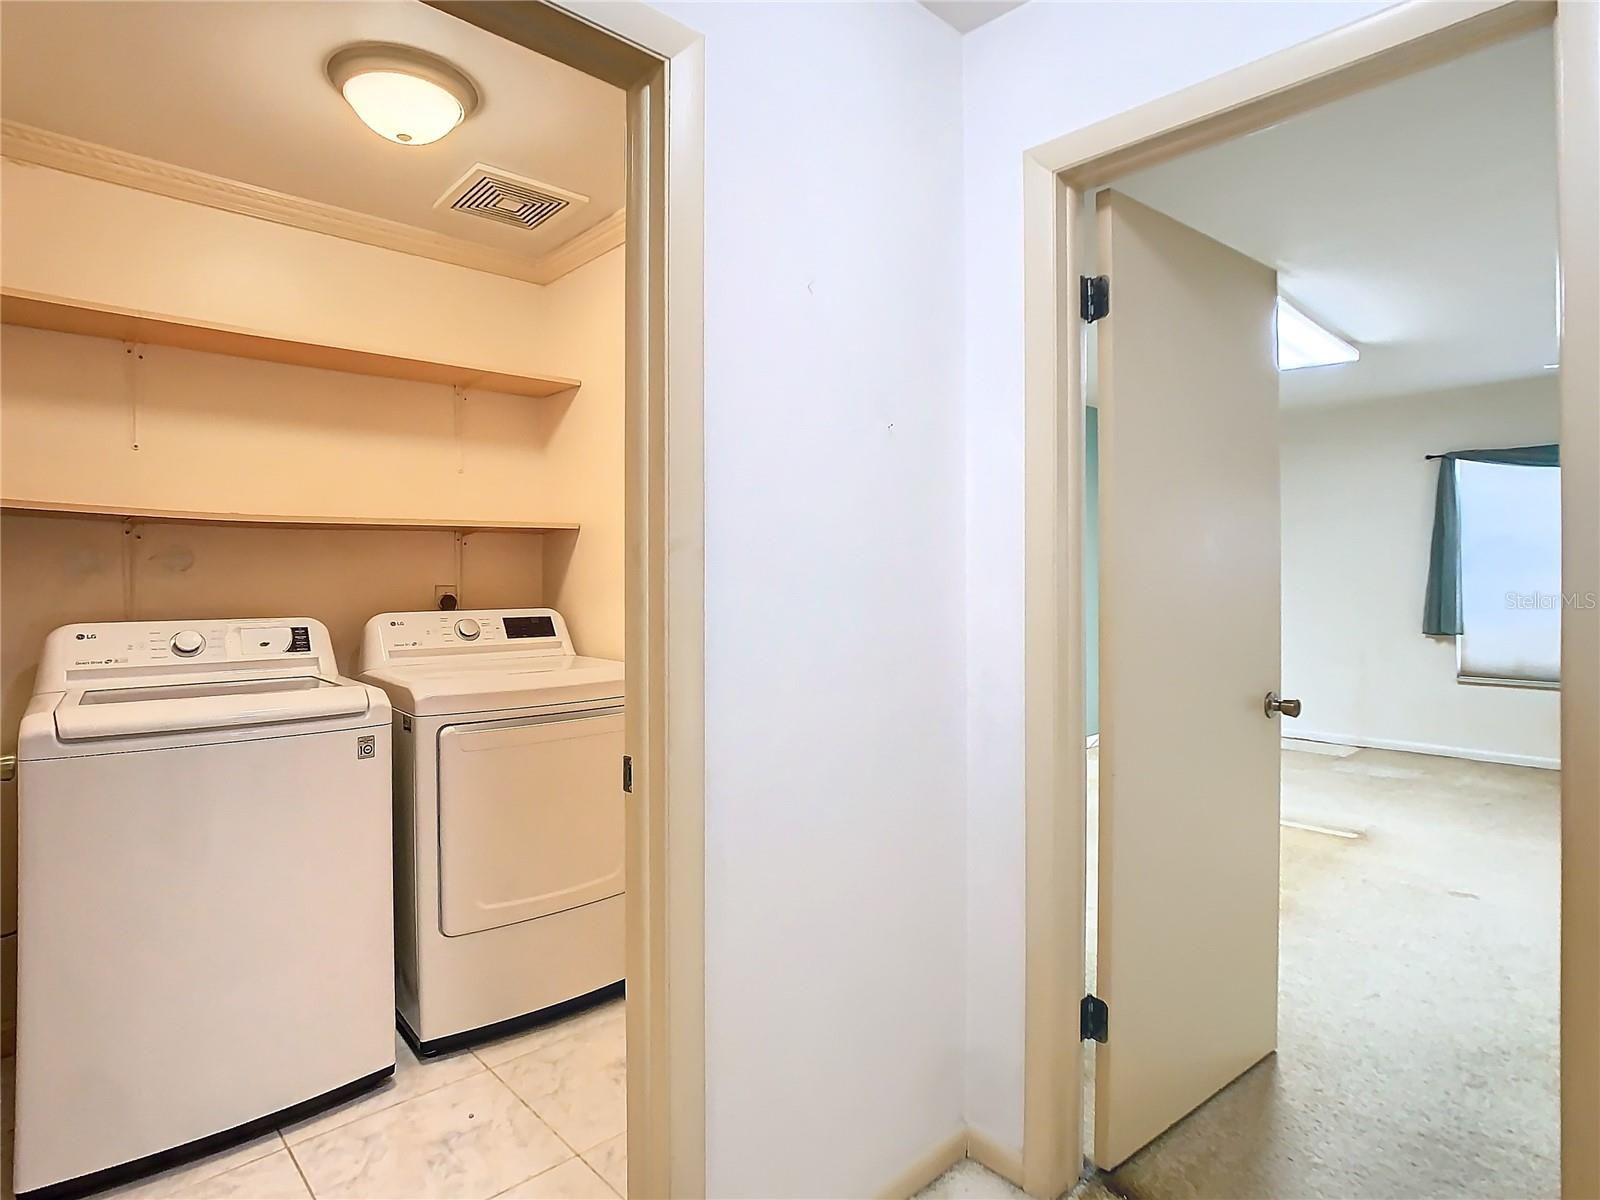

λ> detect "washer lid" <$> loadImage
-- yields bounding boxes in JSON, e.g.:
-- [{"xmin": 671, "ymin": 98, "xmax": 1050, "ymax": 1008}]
[
  {"xmin": 361, "ymin": 654, "xmax": 624, "ymax": 717},
  {"xmin": 53, "ymin": 676, "xmax": 372, "ymax": 742}
]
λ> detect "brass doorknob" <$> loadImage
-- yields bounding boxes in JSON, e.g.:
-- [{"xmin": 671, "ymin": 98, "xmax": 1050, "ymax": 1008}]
[{"xmin": 1265, "ymin": 691, "xmax": 1302, "ymax": 719}]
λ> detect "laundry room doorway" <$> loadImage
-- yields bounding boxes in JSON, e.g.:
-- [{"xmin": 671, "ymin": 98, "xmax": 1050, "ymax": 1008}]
[
  {"xmin": 409, "ymin": 8, "xmax": 709, "ymax": 1195},
  {"xmin": 0, "ymin": 2, "xmax": 705, "ymax": 1197}
]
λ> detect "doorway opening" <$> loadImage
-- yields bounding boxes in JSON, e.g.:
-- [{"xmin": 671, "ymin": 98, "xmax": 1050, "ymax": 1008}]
[
  {"xmin": 1018, "ymin": 3, "xmax": 1597, "ymax": 1198},
  {"xmin": 1079, "ymin": 24, "xmax": 1562, "ymax": 1198},
  {"xmin": 0, "ymin": 3, "xmax": 703, "ymax": 1199}
]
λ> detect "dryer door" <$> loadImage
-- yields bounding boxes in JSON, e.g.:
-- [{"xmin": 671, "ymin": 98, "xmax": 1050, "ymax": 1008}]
[{"xmin": 437, "ymin": 708, "xmax": 624, "ymax": 936}]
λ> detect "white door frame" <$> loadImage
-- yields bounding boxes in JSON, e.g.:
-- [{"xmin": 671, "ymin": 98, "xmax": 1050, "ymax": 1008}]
[
  {"xmin": 1018, "ymin": 2, "xmax": 1599, "ymax": 1196},
  {"xmin": 426, "ymin": 4, "xmax": 706, "ymax": 1196}
]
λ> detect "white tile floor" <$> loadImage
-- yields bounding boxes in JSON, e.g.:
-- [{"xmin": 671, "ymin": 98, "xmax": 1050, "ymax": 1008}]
[{"xmin": 27, "ymin": 997, "xmax": 626, "ymax": 1200}]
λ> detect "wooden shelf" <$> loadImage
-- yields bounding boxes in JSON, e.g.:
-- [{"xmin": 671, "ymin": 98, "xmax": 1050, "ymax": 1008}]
[
  {"xmin": 1, "ymin": 499, "xmax": 578, "ymax": 536},
  {"xmin": 0, "ymin": 291, "xmax": 582, "ymax": 400}
]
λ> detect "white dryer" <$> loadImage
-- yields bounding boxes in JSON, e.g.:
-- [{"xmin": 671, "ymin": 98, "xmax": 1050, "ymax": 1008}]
[
  {"xmin": 14, "ymin": 619, "xmax": 394, "ymax": 1200},
  {"xmin": 359, "ymin": 608, "xmax": 624, "ymax": 1055}
]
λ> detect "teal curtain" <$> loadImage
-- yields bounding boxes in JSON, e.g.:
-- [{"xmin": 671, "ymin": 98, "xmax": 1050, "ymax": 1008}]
[{"xmin": 1422, "ymin": 444, "xmax": 1560, "ymax": 636}]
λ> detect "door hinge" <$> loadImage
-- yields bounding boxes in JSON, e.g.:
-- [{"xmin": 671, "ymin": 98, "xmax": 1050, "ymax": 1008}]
[
  {"xmin": 622, "ymin": 755, "xmax": 633, "ymax": 794},
  {"xmin": 1080, "ymin": 274, "xmax": 1110, "ymax": 323},
  {"xmin": 1081, "ymin": 993, "xmax": 1109, "ymax": 1043}
]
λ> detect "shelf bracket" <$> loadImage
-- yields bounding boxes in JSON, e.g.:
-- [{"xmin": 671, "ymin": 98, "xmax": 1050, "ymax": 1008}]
[
  {"xmin": 123, "ymin": 341, "xmax": 145, "ymax": 450},
  {"xmin": 121, "ymin": 517, "xmax": 137, "ymax": 614},
  {"xmin": 455, "ymin": 530, "xmax": 466, "ymax": 607},
  {"xmin": 453, "ymin": 385, "xmax": 468, "ymax": 475}
]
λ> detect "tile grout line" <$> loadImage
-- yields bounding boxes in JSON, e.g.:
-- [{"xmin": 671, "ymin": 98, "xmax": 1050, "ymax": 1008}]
[
  {"xmin": 267, "ymin": 1010, "xmax": 623, "ymax": 1200},
  {"xmin": 280, "ymin": 1050, "xmax": 487, "ymax": 1148},
  {"xmin": 281, "ymin": 1132, "xmax": 318, "ymax": 1200},
  {"xmin": 472, "ymin": 1008, "xmax": 619, "ymax": 1074},
  {"xmin": 485, "ymin": 1062, "xmax": 625, "ymax": 1199},
  {"xmin": 469, "ymin": 1007, "xmax": 629, "ymax": 1200},
  {"xmin": 282, "ymin": 1068, "xmax": 553, "ymax": 1200},
  {"xmin": 581, "ymin": 1140, "xmax": 625, "ymax": 1200},
  {"xmin": 483, "ymin": 1061, "xmax": 622, "ymax": 1196},
  {"xmin": 486, "ymin": 1064, "xmax": 586, "ymax": 1160},
  {"xmin": 133, "ymin": 1129, "xmax": 290, "ymax": 1197},
  {"xmin": 485, "ymin": 1157, "xmax": 623, "ymax": 1200}
]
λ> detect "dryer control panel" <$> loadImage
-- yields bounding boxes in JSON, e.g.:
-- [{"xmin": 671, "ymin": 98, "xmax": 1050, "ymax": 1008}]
[{"xmin": 361, "ymin": 608, "xmax": 574, "ymax": 665}]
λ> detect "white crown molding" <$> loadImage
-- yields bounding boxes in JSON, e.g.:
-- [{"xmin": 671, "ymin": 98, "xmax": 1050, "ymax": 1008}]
[
  {"xmin": 533, "ymin": 208, "xmax": 626, "ymax": 282},
  {"xmin": 0, "ymin": 121, "xmax": 624, "ymax": 286}
]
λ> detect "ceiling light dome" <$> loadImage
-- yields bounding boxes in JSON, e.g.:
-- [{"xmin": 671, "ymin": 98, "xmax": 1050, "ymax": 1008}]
[{"xmin": 327, "ymin": 43, "xmax": 479, "ymax": 146}]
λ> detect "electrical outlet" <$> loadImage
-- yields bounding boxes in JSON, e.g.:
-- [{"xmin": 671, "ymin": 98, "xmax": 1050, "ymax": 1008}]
[{"xmin": 435, "ymin": 584, "xmax": 459, "ymax": 611}]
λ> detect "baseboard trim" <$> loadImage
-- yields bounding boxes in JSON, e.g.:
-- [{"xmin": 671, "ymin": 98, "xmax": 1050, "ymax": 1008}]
[
  {"xmin": 1288, "ymin": 730, "xmax": 1560, "ymax": 771},
  {"xmin": 966, "ymin": 1127, "xmax": 1026, "ymax": 1188},
  {"xmin": 876, "ymin": 1127, "xmax": 1028, "ymax": 1199},
  {"xmin": 877, "ymin": 1130, "xmax": 968, "ymax": 1199}
]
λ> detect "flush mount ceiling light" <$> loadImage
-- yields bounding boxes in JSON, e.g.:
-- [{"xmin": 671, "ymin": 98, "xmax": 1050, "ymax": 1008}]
[
  {"xmin": 327, "ymin": 43, "xmax": 479, "ymax": 146},
  {"xmin": 1275, "ymin": 299, "xmax": 1359, "ymax": 371}
]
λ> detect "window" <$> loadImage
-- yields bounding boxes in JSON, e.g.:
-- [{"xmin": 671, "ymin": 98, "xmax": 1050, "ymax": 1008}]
[{"xmin": 1456, "ymin": 458, "xmax": 1561, "ymax": 685}]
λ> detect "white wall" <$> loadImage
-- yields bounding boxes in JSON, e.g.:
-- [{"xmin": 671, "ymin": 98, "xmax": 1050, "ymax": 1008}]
[
  {"xmin": 958, "ymin": 0, "xmax": 1395, "ymax": 1154},
  {"xmin": 649, "ymin": 4, "xmax": 968, "ymax": 1196},
  {"xmin": 1282, "ymin": 378, "xmax": 1561, "ymax": 768},
  {"xmin": 6, "ymin": 3, "xmax": 1467, "ymax": 1185}
]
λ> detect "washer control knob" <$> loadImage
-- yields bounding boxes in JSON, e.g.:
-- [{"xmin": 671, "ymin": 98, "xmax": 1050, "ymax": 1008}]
[
  {"xmin": 170, "ymin": 630, "xmax": 206, "ymax": 657},
  {"xmin": 454, "ymin": 618, "xmax": 482, "ymax": 641}
]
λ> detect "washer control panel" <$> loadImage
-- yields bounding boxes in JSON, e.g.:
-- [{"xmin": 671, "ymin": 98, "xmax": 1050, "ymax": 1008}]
[
  {"xmin": 169, "ymin": 630, "xmax": 207, "ymax": 658},
  {"xmin": 39, "ymin": 618, "xmax": 336, "ymax": 689},
  {"xmin": 363, "ymin": 608, "xmax": 572, "ymax": 664}
]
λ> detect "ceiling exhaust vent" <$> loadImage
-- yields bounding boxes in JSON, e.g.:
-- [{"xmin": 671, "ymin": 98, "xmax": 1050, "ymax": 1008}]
[{"xmin": 436, "ymin": 164, "xmax": 587, "ymax": 232}]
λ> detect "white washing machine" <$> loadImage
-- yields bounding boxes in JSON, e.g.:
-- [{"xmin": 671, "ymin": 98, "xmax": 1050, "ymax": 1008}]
[
  {"xmin": 359, "ymin": 608, "xmax": 624, "ymax": 1055},
  {"xmin": 14, "ymin": 619, "xmax": 395, "ymax": 1200}
]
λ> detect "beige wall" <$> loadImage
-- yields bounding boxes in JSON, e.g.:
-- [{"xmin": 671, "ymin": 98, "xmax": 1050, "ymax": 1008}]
[
  {"xmin": 1281, "ymin": 376, "xmax": 1561, "ymax": 768},
  {"xmin": 0, "ymin": 161, "xmax": 586, "ymax": 380},
  {"xmin": 0, "ymin": 165, "xmax": 623, "ymax": 1050},
  {"xmin": 528, "ymin": 245, "xmax": 625, "ymax": 662},
  {"xmin": 0, "ymin": 165, "xmax": 625, "ymax": 658},
  {"xmin": 1, "ymin": 325, "xmax": 578, "ymax": 524}
]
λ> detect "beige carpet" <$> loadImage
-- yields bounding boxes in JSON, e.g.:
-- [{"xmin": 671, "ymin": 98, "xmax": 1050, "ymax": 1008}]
[
  {"xmin": 915, "ymin": 1159, "xmax": 1121, "ymax": 1200},
  {"xmin": 1090, "ymin": 746, "xmax": 1561, "ymax": 1200}
]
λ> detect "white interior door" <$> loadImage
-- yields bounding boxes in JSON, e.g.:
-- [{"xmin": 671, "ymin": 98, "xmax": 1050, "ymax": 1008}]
[{"xmin": 1093, "ymin": 189, "xmax": 1282, "ymax": 1169}]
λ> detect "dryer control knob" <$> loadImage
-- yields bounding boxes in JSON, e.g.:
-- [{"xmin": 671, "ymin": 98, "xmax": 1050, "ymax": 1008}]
[
  {"xmin": 170, "ymin": 630, "xmax": 206, "ymax": 657},
  {"xmin": 454, "ymin": 618, "xmax": 482, "ymax": 641}
]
